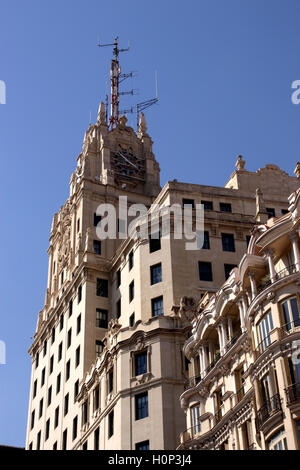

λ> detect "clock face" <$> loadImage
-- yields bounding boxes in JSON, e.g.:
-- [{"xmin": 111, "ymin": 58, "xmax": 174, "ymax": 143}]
[{"xmin": 112, "ymin": 148, "xmax": 145, "ymax": 181}]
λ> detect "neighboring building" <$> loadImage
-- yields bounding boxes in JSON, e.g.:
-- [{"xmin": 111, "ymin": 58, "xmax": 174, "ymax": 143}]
[
  {"xmin": 178, "ymin": 188, "xmax": 300, "ymax": 450},
  {"xmin": 25, "ymin": 92, "xmax": 300, "ymax": 449}
]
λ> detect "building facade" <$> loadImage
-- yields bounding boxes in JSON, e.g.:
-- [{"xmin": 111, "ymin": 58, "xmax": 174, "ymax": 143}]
[
  {"xmin": 25, "ymin": 96, "xmax": 300, "ymax": 449},
  {"xmin": 179, "ymin": 188, "xmax": 300, "ymax": 450}
]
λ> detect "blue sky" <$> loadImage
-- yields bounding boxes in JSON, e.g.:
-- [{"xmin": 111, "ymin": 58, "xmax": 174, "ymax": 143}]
[{"xmin": 0, "ymin": 0, "xmax": 299, "ymax": 447}]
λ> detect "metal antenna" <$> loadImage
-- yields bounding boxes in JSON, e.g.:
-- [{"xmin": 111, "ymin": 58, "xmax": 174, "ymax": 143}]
[{"xmin": 136, "ymin": 71, "xmax": 159, "ymax": 130}]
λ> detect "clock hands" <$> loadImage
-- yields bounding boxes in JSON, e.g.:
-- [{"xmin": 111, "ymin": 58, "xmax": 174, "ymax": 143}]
[{"xmin": 116, "ymin": 151, "xmax": 139, "ymax": 170}]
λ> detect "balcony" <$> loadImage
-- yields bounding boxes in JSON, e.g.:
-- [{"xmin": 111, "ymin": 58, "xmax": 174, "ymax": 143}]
[
  {"xmin": 256, "ymin": 265, "xmax": 297, "ymax": 296},
  {"xmin": 281, "ymin": 319, "xmax": 300, "ymax": 335},
  {"xmin": 184, "ymin": 374, "xmax": 201, "ymax": 391},
  {"xmin": 285, "ymin": 383, "xmax": 300, "ymax": 406},
  {"xmin": 256, "ymin": 394, "xmax": 282, "ymax": 431}
]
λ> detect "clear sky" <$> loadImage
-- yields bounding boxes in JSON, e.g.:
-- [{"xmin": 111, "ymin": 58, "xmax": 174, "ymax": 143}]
[{"xmin": 0, "ymin": 0, "xmax": 299, "ymax": 447}]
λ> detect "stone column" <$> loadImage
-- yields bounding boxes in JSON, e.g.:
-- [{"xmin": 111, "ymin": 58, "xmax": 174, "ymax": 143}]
[
  {"xmin": 199, "ymin": 348, "xmax": 204, "ymax": 376},
  {"xmin": 221, "ymin": 321, "xmax": 228, "ymax": 352},
  {"xmin": 202, "ymin": 344, "xmax": 208, "ymax": 372},
  {"xmin": 217, "ymin": 325, "xmax": 224, "ymax": 356},
  {"xmin": 290, "ymin": 232, "xmax": 300, "ymax": 271},
  {"xmin": 265, "ymin": 249, "xmax": 276, "ymax": 282},
  {"xmin": 228, "ymin": 316, "xmax": 233, "ymax": 340},
  {"xmin": 238, "ymin": 300, "xmax": 246, "ymax": 332},
  {"xmin": 248, "ymin": 271, "xmax": 257, "ymax": 301}
]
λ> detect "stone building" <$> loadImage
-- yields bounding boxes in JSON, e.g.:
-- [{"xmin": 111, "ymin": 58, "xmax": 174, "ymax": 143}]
[
  {"xmin": 25, "ymin": 99, "xmax": 299, "ymax": 449},
  {"xmin": 179, "ymin": 188, "xmax": 300, "ymax": 450}
]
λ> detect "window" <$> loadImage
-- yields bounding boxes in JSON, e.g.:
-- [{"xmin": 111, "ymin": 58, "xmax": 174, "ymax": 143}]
[
  {"xmin": 96, "ymin": 278, "xmax": 108, "ymax": 297},
  {"xmin": 135, "ymin": 351, "xmax": 147, "ymax": 376},
  {"xmin": 78, "ymin": 285, "xmax": 82, "ymax": 303},
  {"xmin": 31, "ymin": 410, "xmax": 35, "ymax": 429},
  {"xmin": 69, "ymin": 300, "xmax": 73, "ymax": 317},
  {"xmin": 94, "ymin": 427, "xmax": 100, "ymax": 450},
  {"xmin": 268, "ymin": 429, "xmax": 288, "ymax": 450},
  {"xmin": 281, "ymin": 209, "xmax": 289, "ymax": 215},
  {"xmin": 36, "ymin": 431, "xmax": 41, "ymax": 451},
  {"xmin": 108, "ymin": 369, "xmax": 114, "ymax": 394},
  {"xmin": 41, "ymin": 368, "xmax": 45, "ymax": 387},
  {"xmin": 108, "ymin": 410, "xmax": 114, "ymax": 438},
  {"xmin": 96, "ymin": 309, "xmax": 108, "ymax": 328},
  {"xmin": 129, "ymin": 281, "xmax": 134, "ymax": 302},
  {"xmin": 221, "ymin": 233, "xmax": 235, "ymax": 252},
  {"xmin": 202, "ymin": 231, "xmax": 210, "ymax": 250},
  {"xmin": 224, "ymin": 264, "xmax": 236, "ymax": 280},
  {"xmin": 61, "ymin": 270, "xmax": 64, "ymax": 286},
  {"xmin": 64, "ymin": 393, "xmax": 69, "ymax": 416},
  {"xmin": 94, "ymin": 213, "xmax": 101, "ymax": 227},
  {"xmin": 53, "ymin": 442, "xmax": 57, "ymax": 450},
  {"xmin": 220, "ymin": 202, "xmax": 232, "ymax": 213},
  {"xmin": 151, "ymin": 296, "xmax": 164, "ymax": 317},
  {"xmin": 58, "ymin": 342, "xmax": 63, "ymax": 361},
  {"xmin": 151, "ymin": 263, "xmax": 162, "ymax": 285},
  {"xmin": 75, "ymin": 346, "xmax": 80, "ymax": 367},
  {"xmin": 93, "ymin": 240, "xmax": 101, "ymax": 255},
  {"xmin": 47, "ymin": 386, "xmax": 52, "ymax": 406},
  {"xmin": 129, "ymin": 250, "xmax": 134, "ymax": 270},
  {"xmin": 67, "ymin": 328, "xmax": 72, "ymax": 348},
  {"xmin": 182, "ymin": 198, "xmax": 195, "ymax": 209},
  {"xmin": 39, "ymin": 398, "xmax": 43, "ymax": 418},
  {"xmin": 192, "ymin": 405, "xmax": 201, "ymax": 435},
  {"xmin": 77, "ymin": 219, "xmax": 80, "ymax": 232},
  {"xmin": 62, "ymin": 429, "xmax": 67, "ymax": 451},
  {"xmin": 116, "ymin": 269, "xmax": 121, "ymax": 287},
  {"xmin": 60, "ymin": 315, "xmax": 64, "ymax": 331},
  {"xmin": 54, "ymin": 406, "xmax": 59, "ymax": 428},
  {"xmin": 198, "ymin": 261, "xmax": 213, "ymax": 282},
  {"xmin": 29, "ymin": 443, "xmax": 33, "ymax": 450},
  {"xmin": 149, "ymin": 232, "xmax": 161, "ymax": 253},
  {"xmin": 74, "ymin": 380, "xmax": 79, "ymax": 401},
  {"xmin": 45, "ymin": 418, "xmax": 50, "ymax": 441},
  {"xmin": 135, "ymin": 392, "xmax": 148, "ymax": 420},
  {"xmin": 257, "ymin": 310, "xmax": 274, "ymax": 353},
  {"xmin": 82, "ymin": 401, "xmax": 88, "ymax": 425},
  {"xmin": 50, "ymin": 355, "xmax": 54, "ymax": 374},
  {"xmin": 82, "ymin": 442, "xmax": 88, "ymax": 450},
  {"xmin": 77, "ymin": 314, "xmax": 81, "ymax": 334},
  {"xmin": 43, "ymin": 340, "xmax": 47, "ymax": 357},
  {"xmin": 96, "ymin": 340, "xmax": 104, "ymax": 357},
  {"xmin": 35, "ymin": 352, "xmax": 39, "ymax": 368},
  {"xmin": 51, "ymin": 327, "xmax": 55, "ymax": 344},
  {"xmin": 129, "ymin": 313, "xmax": 135, "ymax": 327},
  {"xmin": 266, "ymin": 208, "xmax": 276, "ymax": 218},
  {"xmin": 281, "ymin": 297, "xmax": 300, "ymax": 330},
  {"xmin": 56, "ymin": 373, "xmax": 61, "ymax": 394},
  {"xmin": 201, "ymin": 200, "xmax": 213, "ymax": 211},
  {"xmin": 94, "ymin": 386, "xmax": 100, "ymax": 411},
  {"xmin": 72, "ymin": 416, "xmax": 78, "ymax": 441},
  {"xmin": 66, "ymin": 360, "xmax": 71, "ymax": 381},
  {"xmin": 33, "ymin": 380, "xmax": 37, "ymax": 398},
  {"xmin": 116, "ymin": 299, "xmax": 121, "ymax": 319},
  {"xmin": 246, "ymin": 235, "xmax": 251, "ymax": 247},
  {"xmin": 135, "ymin": 440, "xmax": 149, "ymax": 450}
]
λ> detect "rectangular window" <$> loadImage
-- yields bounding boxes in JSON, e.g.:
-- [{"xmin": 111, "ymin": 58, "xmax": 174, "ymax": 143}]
[
  {"xmin": 33, "ymin": 380, "xmax": 37, "ymax": 398},
  {"xmin": 281, "ymin": 209, "xmax": 289, "ymax": 216},
  {"xmin": 66, "ymin": 360, "xmax": 71, "ymax": 381},
  {"xmin": 96, "ymin": 340, "xmax": 104, "ymax": 357},
  {"xmin": 135, "ymin": 351, "xmax": 147, "ymax": 376},
  {"xmin": 192, "ymin": 405, "xmax": 201, "ymax": 435},
  {"xmin": 39, "ymin": 398, "xmax": 43, "ymax": 418},
  {"xmin": 116, "ymin": 269, "xmax": 121, "ymax": 287},
  {"xmin": 41, "ymin": 367, "xmax": 45, "ymax": 387},
  {"xmin": 149, "ymin": 232, "xmax": 161, "ymax": 253},
  {"xmin": 36, "ymin": 431, "xmax": 41, "ymax": 451},
  {"xmin": 94, "ymin": 427, "xmax": 100, "ymax": 450},
  {"xmin": 74, "ymin": 380, "xmax": 79, "ymax": 401},
  {"xmin": 50, "ymin": 355, "xmax": 54, "ymax": 374},
  {"xmin": 31, "ymin": 410, "xmax": 35, "ymax": 430},
  {"xmin": 72, "ymin": 416, "xmax": 78, "ymax": 441},
  {"xmin": 77, "ymin": 219, "xmax": 80, "ymax": 232},
  {"xmin": 221, "ymin": 233, "xmax": 235, "ymax": 252},
  {"xmin": 129, "ymin": 281, "xmax": 134, "ymax": 302},
  {"xmin": 135, "ymin": 440, "xmax": 150, "ymax": 450},
  {"xmin": 108, "ymin": 410, "xmax": 114, "ymax": 438},
  {"xmin": 75, "ymin": 346, "xmax": 80, "ymax": 367},
  {"xmin": 69, "ymin": 300, "xmax": 73, "ymax": 317},
  {"xmin": 96, "ymin": 309, "xmax": 108, "ymax": 328},
  {"xmin": 53, "ymin": 442, "xmax": 57, "ymax": 450},
  {"xmin": 220, "ymin": 202, "xmax": 232, "ymax": 213},
  {"xmin": 151, "ymin": 296, "xmax": 164, "ymax": 317},
  {"xmin": 96, "ymin": 278, "xmax": 108, "ymax": 297},
  {"xmin": 54, "ymin": 406, "xmax": 59, "ymax": 428},
  {"xmin": 94, "ymin": 386, "xmax": 100, "ymax": 411},
  {"xmin": 47, "ymin": 386, "xmax": 52, "ymax": 406},
  {"xmin": 135, "ymin": 392, "xmax": 149, "ymax": 420},
  {"xmin": 62, "ymin": 429, "xmax": 67, "ymax": 451},
  {"xmin": 60, "ymin": 315, "xmax": 64, "ymax": 331},
  {"xmin": 67, "ymin": 328, "xmax": 72, "ymax": 348},
  {"xmin": 257, "ymin": 310, "xmax": 274, "ymax": 353},
  {"xmin": 246, "ymin": 235, "xmax": 251, "ymax": 247},
  {"xmin": 51, "ymin": 327, "xmax": 55, "ymax": 344},
  {"xmin": 116, "ymin": 299, "xmax": 121, "ymax": 319},
  {"xmin": 129, "ymin": 312, "xmax": 135, "ymax": 327},
  {"xmin": 281, "ymin": 297, "xmax": 300, "ymax": 330},
  {"xmin": 94, "ymin": 213, "xmax": 101, "ymax": 227},
  {"xmin": 151, "ymin": 263, "xmax": 162, "ymax": 285},
  {"xmin": 43, "ymin": 340, "xmax": 47, "ymax": 357},
  {"xmin": 202, "ymin": 231, "xmax": 210, "ymax": 250},
  {"xmin": 182, "ymin": 198, "xmax": 195, "ymax": 209},
  {"xmin": 93, "ymin": 240, "xmax": 101, "ymax": 255},
  {"xmin": 198, "ymin": 262, "xmax": 213, "ymax": 282},
  {"xmin": 56, "ymin": 373, "xmax": 61, "ymax": 394},
  {"xmin": 266, "ymin": 208, "xmax": 276, "ymax": 218},
  {"xmin": 201, "ymin": 200, "xmax": 213, "ymax": 211},
  {"xmin": 64, "ymin": 393, "xmax": 69, "ymax": 416},
  {"xmin": 45, "ymin": 418, "xmax": 50, "ymax": 441},
  {"xmin": 129, "ymin": 250, "xmax": 134, "ymax": 270},
  {"xmin": 224, "ymin": 264, "xmax": 236, "ymax": 280},
  {"xmin": 77, "ymin": 314, "xmax": 81, "ymax": 334},
  {"xmin": 35, "ymin": 352, "xmax": 39, "ymax": 368},
  {"xmin": 108, "ymin": 369, "xmax": 114, "ymax": 394},
  {"xmin": 58, "ymin": 342, "xmax": 63, "ymax": 361},
  {"xmin": 82, "ymin": 401, "xmax": 88, "ymax": 425},
  {"xmin": 78, "ymin": 285, "xmax": 82, "ymax": 303}
]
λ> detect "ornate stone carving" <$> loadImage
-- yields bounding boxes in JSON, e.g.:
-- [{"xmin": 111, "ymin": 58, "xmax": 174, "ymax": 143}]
[{"xmin": 179, "ymin": 297, "xmax": 198, "ymax": 323}]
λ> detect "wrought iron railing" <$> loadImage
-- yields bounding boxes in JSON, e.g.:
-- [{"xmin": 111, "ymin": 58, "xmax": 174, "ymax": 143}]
[
  {"xmin": 285, "ymin": 383, "xmax": 300, "ymax": 405},
  {"xmin": 184, "ymin": 374, "xmax": 202, "ymax": 391},
  {"xmin": 281, "ymin": 319, "xmax": 300, "ymax": 334},
  {"xmin": 226, "ymin": 331, "xmax": 242, "ymax": 351},
  {"xmin": 256, "ymin": 394, "xmax": 282, "ymax": 430}
]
